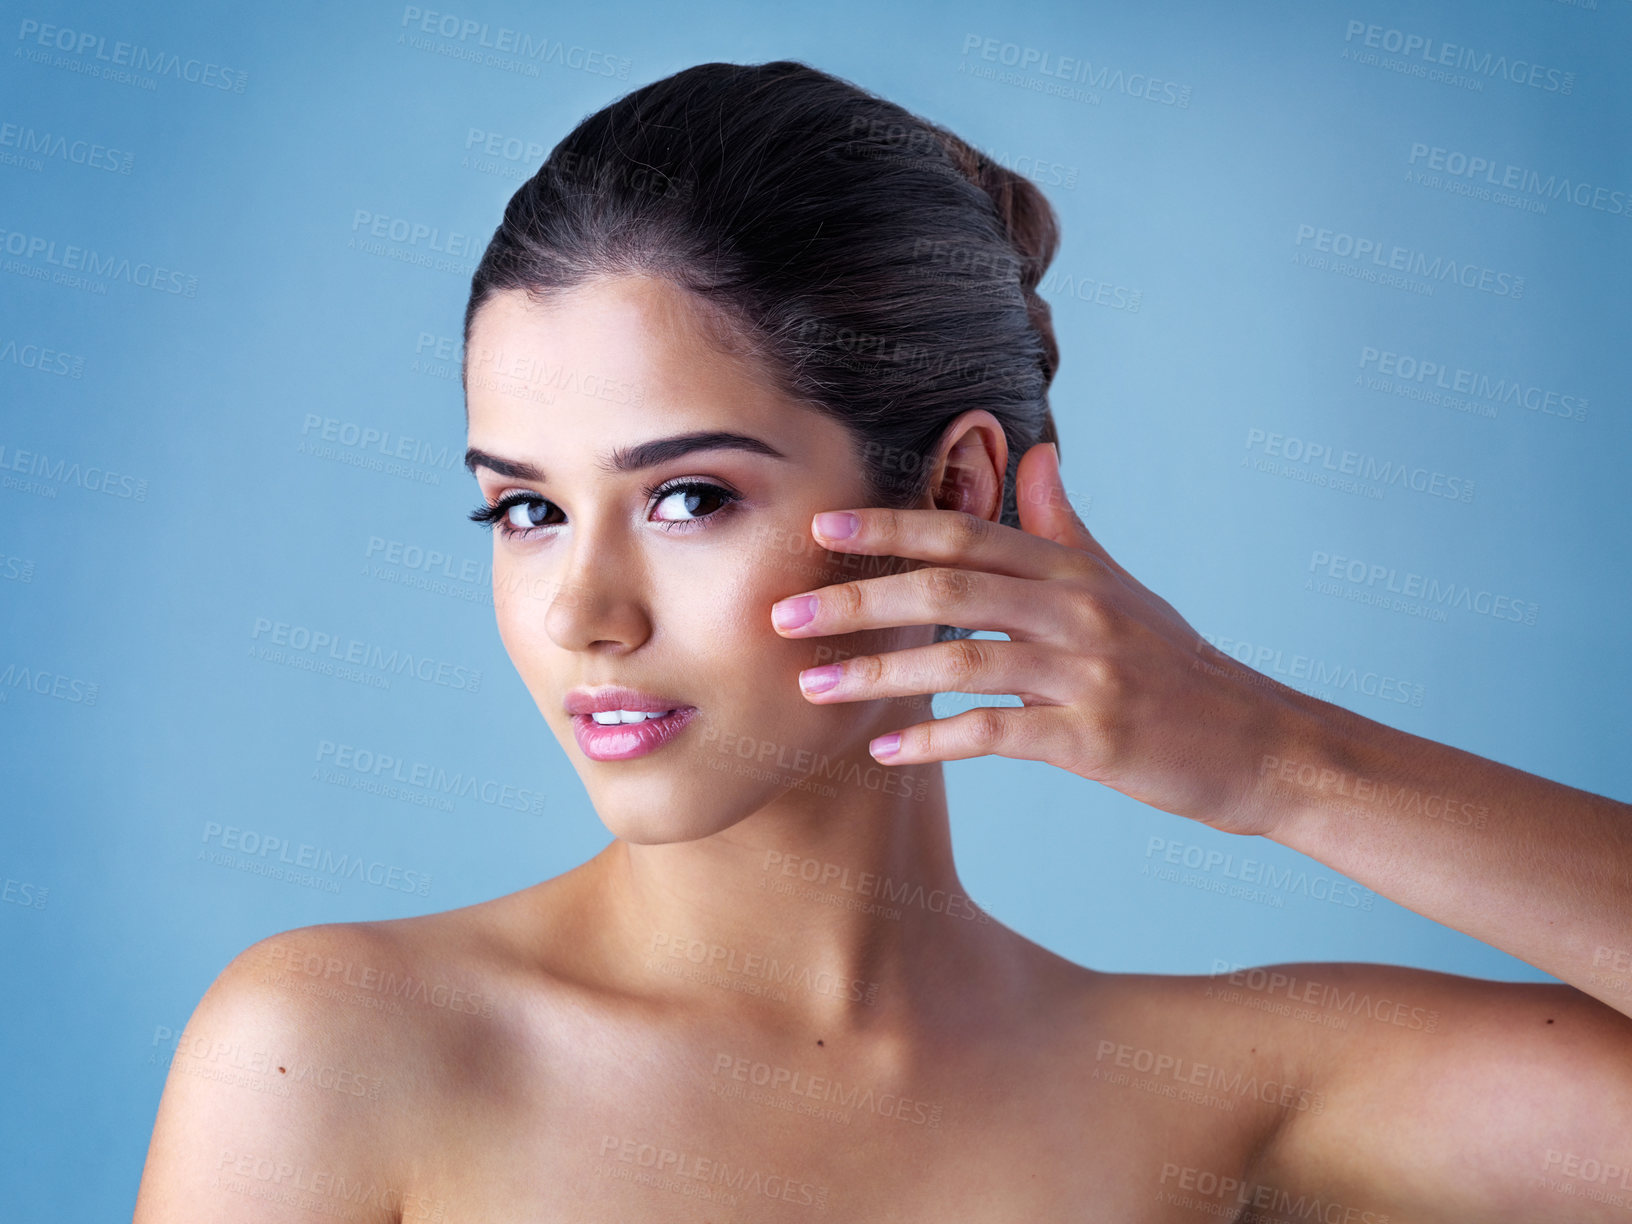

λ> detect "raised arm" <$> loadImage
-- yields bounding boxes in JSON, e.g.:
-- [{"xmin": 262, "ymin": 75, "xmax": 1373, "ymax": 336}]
[
  {"xmin": 770, "ymin": 437, "xmax": 1632, "ymax": 1018},
  {"xmin": 1246, "ymin": 667, "xmax": 1632, "ymax": 1019}
]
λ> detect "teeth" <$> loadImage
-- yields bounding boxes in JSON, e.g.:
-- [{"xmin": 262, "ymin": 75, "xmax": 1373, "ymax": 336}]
[{"xmin": 590, "ymin": 709, "xmax": 678, "ymax": 725}]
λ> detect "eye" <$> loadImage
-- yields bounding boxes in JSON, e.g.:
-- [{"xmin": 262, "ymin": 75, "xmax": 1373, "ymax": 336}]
[
  {"xmin": 466, "ymin": 479, "xmax": 741, "ymax": 540},
  {"xmin": 649, "ymin": 479, "xmax": 740, "ymax": 530},
  {"xmin": 467, "ymin": 492, "xmax": 561, "ymax": 539}
]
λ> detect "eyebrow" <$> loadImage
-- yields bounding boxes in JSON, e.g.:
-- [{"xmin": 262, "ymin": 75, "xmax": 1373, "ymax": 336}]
[{"xmin": 463, "ymin": 430, "xmax": 789, "ymax": 481}]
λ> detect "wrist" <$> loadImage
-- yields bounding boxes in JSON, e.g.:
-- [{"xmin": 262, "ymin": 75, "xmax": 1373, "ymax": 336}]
[{"xmin": 1248, "ymin": 680, "xmax": 1382, "ymax": 849}]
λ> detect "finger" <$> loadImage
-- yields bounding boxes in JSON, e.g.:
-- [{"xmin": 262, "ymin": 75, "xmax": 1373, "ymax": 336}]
[
  {"xmin": 809, "ymin": 504, "xmax": 1082, "ymax": 582},
  {"xmin": 870, "ymin": 702, "xmax": 1077, "ymax": 766},
  {"xmin": 797, "ymin": 638, "xmax": 1076, "ymax": 706},
  {"xmin": 773, "ymin": 566, "xmax": 1066, "ymax": 641},
  {"xmin": 1014, "ymin": 443, "xmax": 1132, "ymax": 582}
]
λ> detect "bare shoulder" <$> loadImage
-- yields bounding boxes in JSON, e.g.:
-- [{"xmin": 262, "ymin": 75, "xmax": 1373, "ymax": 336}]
[
  {"xmin": 1197, "ymin": 959, "xmax": 1632, "ymax": 1221},
  {"xmin": 1057, "ymin": 958, "xmax": 1632, "ymax": 1219},
  {"xmin": 132, "ymin": 906, "xmax": 530, "ymax": 1224}
]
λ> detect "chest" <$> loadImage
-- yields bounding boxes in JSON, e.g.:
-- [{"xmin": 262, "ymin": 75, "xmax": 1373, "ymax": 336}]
[{"xmin": 397, "ymin": 1036, "xmax": 1267, "ymax": 1223}]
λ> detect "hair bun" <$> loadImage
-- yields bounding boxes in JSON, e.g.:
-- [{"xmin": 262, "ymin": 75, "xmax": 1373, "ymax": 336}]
[{"xmin": 932, "ymin": 129, "xmax": 1061, "ymax": 389}]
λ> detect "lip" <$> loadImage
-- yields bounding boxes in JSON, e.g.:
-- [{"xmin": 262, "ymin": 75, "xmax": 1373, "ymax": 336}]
[
  {"xmin": 571, "ymin": 705, "xmax": 698, "ymax": 762},
  {"xmin": 565, "ymin": 685, "xmax": 692, "ymax": 716}
]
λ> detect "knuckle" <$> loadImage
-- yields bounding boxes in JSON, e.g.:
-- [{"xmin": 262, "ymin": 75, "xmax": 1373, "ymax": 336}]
[
  {"xmin": 967, "ymin": 705, "xmax": 1006, "ymax": 745},
  {"xmin": 943, "ymin": 638, "xmax": 987, "ymax": 682},
  {"xmin": 951, "ymin": 511, "xmax": 992, "ymax": 549},
  {"xmin": 867, "ymin": 509, "xmax": 901, "ymax": 548},
  {"xmin": 851, "ymin": 652, "xmax": 886, "ymax": 686},
  {"xmin": 827, "ymin": 582, "xmax": 865, "ymax": 619},
  {"xmin": 1069, "ymin": 590, "xmax": 1116, "ymax": 637},
  {"xmin": 922, "ymin": 566, "xmax": 975, "ymax": 608},
  {"xmin": 1079, "ymin": 652, "xmax": 1120, "ymax": 695}
]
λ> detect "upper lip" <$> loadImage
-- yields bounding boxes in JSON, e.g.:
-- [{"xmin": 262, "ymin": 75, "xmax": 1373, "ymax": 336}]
[{"xmin": 564, "ymin": 686, "xmax": 694, "ymax": 716}]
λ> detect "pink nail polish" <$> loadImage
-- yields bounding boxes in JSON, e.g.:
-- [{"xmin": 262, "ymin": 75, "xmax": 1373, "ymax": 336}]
[
  {"xmin": 814, "ymin": 511, "xmax": 857, "ymax": 540},
  {"xmin": 773, "ymin": 595, "xmax": 817, "ymax": 631},
  {"xmin": 800, "ymin": 664, "xmax": 840, "ymax": 694}
]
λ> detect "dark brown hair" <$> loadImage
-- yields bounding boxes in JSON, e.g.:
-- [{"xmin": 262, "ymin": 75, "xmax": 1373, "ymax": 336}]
[{"xmin": 464, "ymin": 60, "xmax": 1062, "ymax": 642}]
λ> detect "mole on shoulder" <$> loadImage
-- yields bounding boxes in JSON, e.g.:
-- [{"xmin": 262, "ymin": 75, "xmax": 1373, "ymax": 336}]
[
  {"xmin": 817, "ymin": 1038, "xmax": 824, "ymax": 1046},
  {"xmin": 1547, "ymin": 1018, "xmax": 1555, "ymax": 1024}
]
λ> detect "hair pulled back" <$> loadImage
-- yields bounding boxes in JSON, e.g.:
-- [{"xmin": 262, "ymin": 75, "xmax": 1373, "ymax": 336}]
[{"xmin": 465, "ymin": 60, "xmax": 1062, "ymax": 642}]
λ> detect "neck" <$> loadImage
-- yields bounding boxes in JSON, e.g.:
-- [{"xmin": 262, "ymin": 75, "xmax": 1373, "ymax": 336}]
[{"xmin": 577, "ymin": 734, "xmax": 1016, "ymax": 1039}]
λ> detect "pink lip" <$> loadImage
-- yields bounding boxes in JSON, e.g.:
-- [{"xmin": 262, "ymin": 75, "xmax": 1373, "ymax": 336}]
[
  {"xmin": 571, "ymin": 706, "xmax": 698, "ymax": 762},
  {"xmin": 565, "ymin": 685, "xmax": 691, "ymax": 716}
]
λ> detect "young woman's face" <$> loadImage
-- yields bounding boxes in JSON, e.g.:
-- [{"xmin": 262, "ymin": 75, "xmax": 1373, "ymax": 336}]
[{"xmin": 464, "ymin": 278, "xmax": 935, "ymax": 844}]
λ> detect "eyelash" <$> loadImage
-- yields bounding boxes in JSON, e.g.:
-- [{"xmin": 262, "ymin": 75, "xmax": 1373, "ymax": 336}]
[{"xmin": 467, "ymin": 478, "xmax": 743, "ymax": 541}]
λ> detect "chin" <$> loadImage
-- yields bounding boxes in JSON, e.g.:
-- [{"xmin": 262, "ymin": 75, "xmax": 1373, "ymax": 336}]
[{"xmin": 594, "ymin": 802, "xmax": 754, "ymax": 847}]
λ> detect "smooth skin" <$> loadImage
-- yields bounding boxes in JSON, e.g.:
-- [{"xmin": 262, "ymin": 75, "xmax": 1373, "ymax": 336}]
[{"xmin": 134, "ymin": 275, "xmax": 1632, "ymax": 1223}]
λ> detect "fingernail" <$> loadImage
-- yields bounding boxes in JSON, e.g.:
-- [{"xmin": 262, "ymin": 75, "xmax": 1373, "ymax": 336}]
[
  {"xmin": 814, "ymin": 511, "xmax": 858, "ymax": 540},
  {"xmin": 799, "ymin": 664, "xmax": 841, "ymax": 695},
  {"xmin": 870, "ymin": 732, "xmax": 900, "ymax": 759},
  {"xmin": 772, "ymin": 595, "xmax": 817, "ymax": 631}
]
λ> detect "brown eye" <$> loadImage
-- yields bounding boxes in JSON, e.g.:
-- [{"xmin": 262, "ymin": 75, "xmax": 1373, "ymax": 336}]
[{"xmin": 648, "ymin": 480, "xmax": 742, "ymax": 531}]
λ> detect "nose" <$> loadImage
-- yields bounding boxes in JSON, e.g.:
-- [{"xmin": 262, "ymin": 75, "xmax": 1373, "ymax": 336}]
[{"xmin": 538, "ymin": 533, "xmax": 653, "ymax": 654}]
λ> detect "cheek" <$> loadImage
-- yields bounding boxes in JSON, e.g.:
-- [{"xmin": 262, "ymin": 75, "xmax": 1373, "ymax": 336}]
[{"xmin": 490, "ymin": 560, "xmax": 555, "ymax": 683}]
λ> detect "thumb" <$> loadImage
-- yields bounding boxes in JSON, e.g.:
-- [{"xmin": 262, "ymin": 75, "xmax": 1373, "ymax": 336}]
[
  {"xmin": 1015, "ymin": 443, "xmax": 1088, "ymax": 546},
  {"xmin": 1015, "ymin": 443, "xmax": 1126, "ymax": 576}
]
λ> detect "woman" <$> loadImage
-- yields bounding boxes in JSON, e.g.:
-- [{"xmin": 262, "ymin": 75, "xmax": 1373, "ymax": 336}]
[{"xmin": 135, "ymin": 60, "xmax": 1632, "ymax": 1221}]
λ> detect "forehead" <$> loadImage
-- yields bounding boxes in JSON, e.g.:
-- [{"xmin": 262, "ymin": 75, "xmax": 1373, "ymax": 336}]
[{"xmin": 465, "ymin": 277, "xmax": 792, "ymax": 439}]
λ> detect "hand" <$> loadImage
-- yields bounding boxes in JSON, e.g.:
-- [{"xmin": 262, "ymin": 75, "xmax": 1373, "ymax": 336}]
[{"xmin": 769, "ymin": 443, "xmax": 1306, "ymax": 836}]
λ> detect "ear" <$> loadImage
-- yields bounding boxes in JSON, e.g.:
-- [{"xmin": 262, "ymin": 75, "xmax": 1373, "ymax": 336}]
[{"xmin": 925, "ymin": 410, "xmax": 1009, "ymax": 522}]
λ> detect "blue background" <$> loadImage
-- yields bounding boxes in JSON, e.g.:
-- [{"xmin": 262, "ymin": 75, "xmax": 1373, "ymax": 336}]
[{"xmin": 2, "ymin": 0, "xmax": 1628, "ymax": 1215}]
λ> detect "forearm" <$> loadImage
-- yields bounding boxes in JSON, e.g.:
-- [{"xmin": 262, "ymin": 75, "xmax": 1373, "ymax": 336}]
[{"xmin": 1256, "ymin": 686, "xmax": 1632, "ymax": 1019}]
